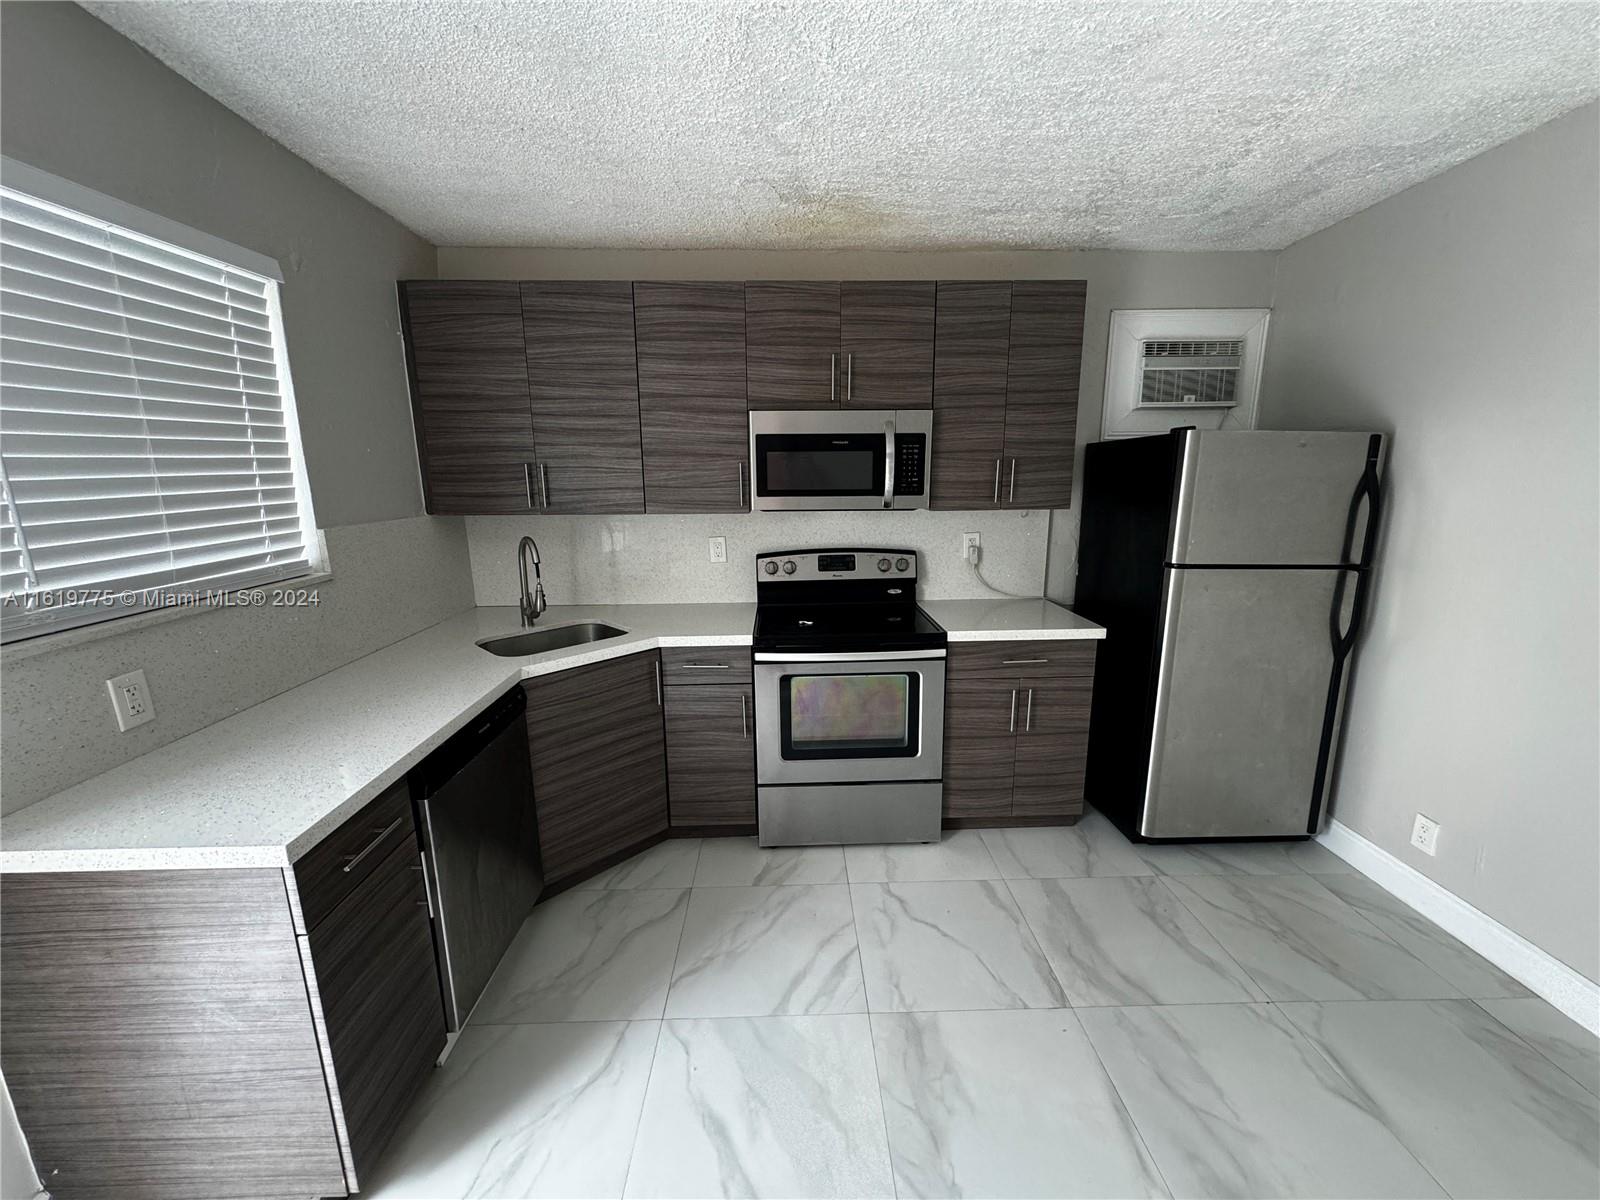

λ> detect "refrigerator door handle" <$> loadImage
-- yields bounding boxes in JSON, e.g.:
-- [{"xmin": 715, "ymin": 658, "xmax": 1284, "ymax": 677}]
[{"xmin": 1339, "ymin": 434, "xmax": 1384, "ymax": 569}]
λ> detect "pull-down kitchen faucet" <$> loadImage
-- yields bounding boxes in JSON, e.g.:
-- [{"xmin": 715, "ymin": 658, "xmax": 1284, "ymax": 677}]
[{"xmin": 518, "ymin": 536, "xmax": 547, "ymax": 627}]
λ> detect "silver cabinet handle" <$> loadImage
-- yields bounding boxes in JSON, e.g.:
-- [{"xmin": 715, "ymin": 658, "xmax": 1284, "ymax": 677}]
[
  {"xmin": 538, "ymin": 462, "xmax": 550, "ymax": 509},
  {"xmin": 992, "ymin": 459, "xmax": 1001, "ymax": 504},
  {"xmin": 342, "ymin": 815, "xmax": 405, "ymax": 874},
  {"xmin": 830, "ymin": 353, "xmax": 837, "ymax": 404},
  {"xmin": 523, "ymin": 463, "xmax": 534, "ymax": 509},
  {"xmin": 654, "ymin": 659, "xmax": 662, "ymax": 707},
  {"xmin": 846, "ymin": 352, "xmax": 853, "ymax": 405},
  {"xmin": 1009, "ymin": 688, "xmax": 1017, "ymax": 734},
  {"xmin": 1008, "ymin": 458, "xmax": 1017, "ymax": 504},
  {"xmin": 416, "ymin": 852, "xmax": 435, "ymax": 917},
  {"xmin": 1003, "ymin": 658, "xmax": 1049, "ymax": 665},
  {"xmin": 740, "ymin": 692, "xmax": 749, "ymax": 739},
  {"xmin": 883, "ymin": 418, "xmax": 895, "ymax": 510},
  {"xmin": 681, "ymin": 663, "xmax": 732, "ymax": 670},
  {"xmin": 1025, "ymin": 688, "xmax": 1035, "ymax": 732},
  {"xmin": 737, "ymin": 461, "xmax": 746, "ymax": 508}
]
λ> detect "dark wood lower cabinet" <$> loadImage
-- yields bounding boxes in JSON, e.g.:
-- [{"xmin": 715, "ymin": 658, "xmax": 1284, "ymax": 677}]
[
  {"xmin": 942, "ymin": 641, "xmax": 1097, "ymax": 821},
  {"xmin": 0, "ymin": 869, "xmax": 350, "ymax": 1200},
  {"xmin": 664, "ymin": 683, "xmax": 756, "ymax": 826},
  {"xmin": 302, "ymin": 832, "xmax": 445, "ymax": 1192},
  {"xmin": 524, "ymin": 651, "xmax": 670, "ymax": 882}
]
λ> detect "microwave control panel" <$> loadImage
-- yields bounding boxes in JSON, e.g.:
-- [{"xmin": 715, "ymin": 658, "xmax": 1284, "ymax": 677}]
[{"xmin": 895, "ymin": 434, "xmax": 927, "ymax": 496}]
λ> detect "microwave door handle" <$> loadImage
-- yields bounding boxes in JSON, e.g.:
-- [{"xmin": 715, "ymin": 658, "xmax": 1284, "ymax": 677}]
[{"xmin": 883, "ymin": 419, "xmax": 896, "ymax": 509}]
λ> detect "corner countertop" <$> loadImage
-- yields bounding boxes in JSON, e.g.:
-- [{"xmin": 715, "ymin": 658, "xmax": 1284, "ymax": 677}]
[
  {"xmin": 922, "ymin": 598, "xmax": 1107, "ymax": 641},
  {"xmin": 0, "ymin": 598, "xmax": 1102, "ymax": 874}
]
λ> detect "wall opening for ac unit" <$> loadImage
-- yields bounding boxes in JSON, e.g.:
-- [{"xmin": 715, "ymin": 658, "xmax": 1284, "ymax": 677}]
[{"xmin": 1101, "ymin": 309, "xmax": 1270, "ymax": 439}]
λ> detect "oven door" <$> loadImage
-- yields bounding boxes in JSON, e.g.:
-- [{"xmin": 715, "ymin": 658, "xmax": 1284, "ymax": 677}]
[{"xmin": 753, "ymin": 652, "xmax": 946, "ymax": 785}]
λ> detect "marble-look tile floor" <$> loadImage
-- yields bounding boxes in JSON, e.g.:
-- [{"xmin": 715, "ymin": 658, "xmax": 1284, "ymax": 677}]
[{"xmin": 367, "ymin": 813, "xmax": 1599, "ymax": 1199}]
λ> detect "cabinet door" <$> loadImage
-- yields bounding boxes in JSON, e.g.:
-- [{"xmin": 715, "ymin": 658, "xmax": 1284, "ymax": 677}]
[
  {"xmin": 1011, "ymin": 673, "xmax": 1094, "ymax": 818},
  {"xmin": 840, "ymin": 282, "xmax": 934, "ymax": 409},
  {"xmin": 746, "ymin": 282, "xmax": 841, "ymax": 408},
  {"xmin": 664, "ymin": 683, "xmax": 756, "ymax": 826},
  {"xmin": 305, "ymin": 834, "xmax": 446, "ymax": 1189},
  {"xmin": 931, "ymin": 282, "xmax": 1010, "ymax": 509},
  {"xmin": 400, "ymin": 281, "xmax": 536, "ymax": 515},
  {"xmin": 524, "ymin": 652, "xmax": 669, "ymax": 882},
  {"xmin": 941, "ymin": 675, "xmax": 1017, "ymax": 820},
  {"xmin": 635, "ymin": 282, "xmax": 749, "ymax": 512},
  {"xmin": 1002, "ymin": 280, "xmax": 1086, "ymax": 509},
  {"xmin": 521, "ymin": 282, "xmax": 646, "ymax": 513}
]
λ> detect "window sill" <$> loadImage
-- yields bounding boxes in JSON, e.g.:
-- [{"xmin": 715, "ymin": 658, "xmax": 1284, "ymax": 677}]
[{"xmin": 0, "ymin": 570, "xmax": 335, "ymax": 665}]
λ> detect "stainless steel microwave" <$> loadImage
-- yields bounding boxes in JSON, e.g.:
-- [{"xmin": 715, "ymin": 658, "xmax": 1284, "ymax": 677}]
[{"xmin": 748, "ymin": 410, "xmax": 932, "ymax": 511}]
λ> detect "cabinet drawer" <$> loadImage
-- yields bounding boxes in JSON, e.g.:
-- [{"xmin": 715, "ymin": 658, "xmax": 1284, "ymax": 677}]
[
  {"xmin": 660, "ymin": 645, "xmax": 753, "ymax": 685},
  {"xmin": 292, "ymin": 779, "xmax": 416, "ymax": 932},
  {"xmin": 304, "ymin": 833, "xmax": 445, "ymax": 1188},
  {"xmin": 946, "ymin": 640, "xmax": 1097, "ymax": 682}
]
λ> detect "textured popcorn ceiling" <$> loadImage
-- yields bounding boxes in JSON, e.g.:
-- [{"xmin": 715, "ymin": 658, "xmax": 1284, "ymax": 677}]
[{"xmin": 87, "ymin": 1, "xmax": 1598, "ymax": 250}]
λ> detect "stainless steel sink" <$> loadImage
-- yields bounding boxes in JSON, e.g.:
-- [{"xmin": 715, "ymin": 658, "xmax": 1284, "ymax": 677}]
[{"xmin": 477, "ymin": 622, "xmax": 628, "ymax": 657}]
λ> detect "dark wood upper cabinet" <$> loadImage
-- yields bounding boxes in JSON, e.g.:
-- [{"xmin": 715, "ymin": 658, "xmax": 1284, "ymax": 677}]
[
  {"xmin": 521, "ymin": 282, "xmax": 646, "ymax": 513},
  {"xmin": 930, "ymin": 281, "xmax": 1011, "ymax": 509},
  {"xmin": 840, "ymin": 281, "xmax": 935, "ymax": 409},
  {"xmin": 1001, "ymin": 280, "xmax": 1085, "ymax": 509},
  {"xmin": 635, "ymin": 282, "xmax": 749, "ymax": 512},
  {"xmin": 745, "ymin": 282, "xmax": 842, "ymax": 408},
  {"xmin": 664, "ymin": 682, "xmax": 756, "ymax": 827},
  {"xmin": 400, "ymin": 281, "xmax": 537, "ymax": 515},
  {"xmin": 523, "ymin": 652, "xmax": 669, "ymax": 883}
]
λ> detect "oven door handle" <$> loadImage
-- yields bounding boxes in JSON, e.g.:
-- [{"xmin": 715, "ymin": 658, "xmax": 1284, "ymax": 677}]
[
  {"xmin": 754, "ymin": 649, "xmax": 947, "ymax": 663},
  {"xmin": 883, "ymin": 418, "xmax": 896, "ymax": 510}
]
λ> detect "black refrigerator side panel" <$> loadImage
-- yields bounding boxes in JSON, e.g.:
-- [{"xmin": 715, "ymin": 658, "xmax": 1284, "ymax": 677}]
[{"xmin": 1073, "ymin": 432, "xmax": 1183, "ymax": 839}]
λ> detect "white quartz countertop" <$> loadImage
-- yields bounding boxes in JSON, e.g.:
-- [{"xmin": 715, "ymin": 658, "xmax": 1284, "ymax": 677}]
[
  {"xmin": 923, "ymin": 597, "xmax": 1107, "ymax": 640},
  {"xmin": 1, "ymin": 598, "xmax": 1103, "ymax": 873}
]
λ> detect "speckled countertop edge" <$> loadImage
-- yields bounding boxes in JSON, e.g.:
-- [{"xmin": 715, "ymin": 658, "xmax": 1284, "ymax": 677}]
[{"xmin": 1, "ymin": 599, "xmax": 1102, "ymax": 873}]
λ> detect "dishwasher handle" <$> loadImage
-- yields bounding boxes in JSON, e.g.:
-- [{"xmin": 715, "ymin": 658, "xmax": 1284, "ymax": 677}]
[{"xmin": 415, "ymin": 685, "xmax": 527, "ymax": 798}]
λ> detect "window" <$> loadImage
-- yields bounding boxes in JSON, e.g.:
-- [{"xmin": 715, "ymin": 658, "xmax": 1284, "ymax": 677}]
[{"xmin": 0, "ymin": 168, "xmax": 318, "ymax": 644}]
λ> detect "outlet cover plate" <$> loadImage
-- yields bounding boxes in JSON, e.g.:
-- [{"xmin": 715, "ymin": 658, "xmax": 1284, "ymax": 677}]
[
  {"xmin": 962, "ymin": 532, "xmax": 981, "ymax": 561},
  {"xmin": 106, "ymin": 669, "xmax": 155, "ymax": 733},
  {"xmin": 1410, "ymin": 812, "xmax": 1440, "ymax": 856},
  {"xmin": 708, "ymin": 536, "xmax": 727, "ymax": 564}
]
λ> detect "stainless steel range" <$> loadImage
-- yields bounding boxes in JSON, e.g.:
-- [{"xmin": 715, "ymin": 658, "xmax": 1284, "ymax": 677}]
[{"xmin": 752, "ymin": 549, "xmax": 947, "ymax": 847}]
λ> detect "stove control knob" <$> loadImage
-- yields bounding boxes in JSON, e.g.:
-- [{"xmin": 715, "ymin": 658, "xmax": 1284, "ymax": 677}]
[
  {"xmin": 877, "ymin": 557, "xmax": 892, "ymax": 572},
  {"xmin": 782, "ymin": 560, "xmax": 797, "ymax": 575},
  {"xmin": 763, "ymin": 560, "xmax": 779, "ymax": 576},
  {"xmin": 895, "ymin": 557, "xmax": 910, "ymax": 572}
]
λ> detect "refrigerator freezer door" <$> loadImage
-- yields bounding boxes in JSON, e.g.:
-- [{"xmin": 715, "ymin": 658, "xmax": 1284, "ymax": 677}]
[
  {"xmin": 1171, "ymin": 431, "xmax": 1381, "ymax": 566},
  {"xmin": 1143, "ymin": 565, "xmax": 1357, "ymax": 838}
]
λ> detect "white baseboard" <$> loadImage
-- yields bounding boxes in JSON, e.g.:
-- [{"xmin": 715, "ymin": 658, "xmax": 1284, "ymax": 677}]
[{"xmin": 1317, "ymin": 820, "xmax": 1600, "ymax": 1035}]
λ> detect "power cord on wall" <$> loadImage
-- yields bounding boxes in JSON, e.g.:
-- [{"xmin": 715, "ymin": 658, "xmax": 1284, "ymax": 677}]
[{"xmin": 964, "ymin": 542, "xmax": 1036, "ymax": 599}]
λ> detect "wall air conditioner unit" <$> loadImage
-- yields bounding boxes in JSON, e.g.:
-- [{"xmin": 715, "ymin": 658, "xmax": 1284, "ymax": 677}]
[
  {"xmin": 1138, "ymin": 338, "xmax": 1243, "ymax": 408},
  {"xmin": 1101, "ymin": 309, "xmax": 1269, "ymax": 439}
]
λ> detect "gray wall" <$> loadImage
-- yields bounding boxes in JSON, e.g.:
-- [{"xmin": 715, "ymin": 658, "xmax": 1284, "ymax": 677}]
[
  {"xmin": 1261, "ymin": 103, "xmax": 1600, "ymax": 982},
  {"xmin": 0, "ymin": 3, "xmax": 473, "ymax": 813},
  {"xmin": 438, "ymin": 246, "xmax": 1280, "ymax": 603}
]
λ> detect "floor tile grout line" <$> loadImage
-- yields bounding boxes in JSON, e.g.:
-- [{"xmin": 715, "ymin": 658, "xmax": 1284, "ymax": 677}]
[
  {"xmin": 1068, "ymin": 1005, "xmax": 1180, "ymax": 1200},
  {"xmin": 998, "ymin": 874, "xmax": 1075, "ymax": 1009},
  {"xmin": 848, "ymin": 881, "xmax": 901, "ymax": 1200},
  {"xmin": 618, "ymin": 1017, "xmax": 669, "ymax": 1200},
  {"xmin": 1151, "ymin": 873, "xmax": 1278, "ymax": 1003}
]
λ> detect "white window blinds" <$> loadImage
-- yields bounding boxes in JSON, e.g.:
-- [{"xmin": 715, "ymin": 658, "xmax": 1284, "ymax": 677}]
[{"xmin": 0, "ymin": 184, "xmax": 315, "ymax": 643}]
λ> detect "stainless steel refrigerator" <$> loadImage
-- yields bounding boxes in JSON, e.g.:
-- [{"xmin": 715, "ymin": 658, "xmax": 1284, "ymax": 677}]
[{"xmin": 1074, "ymin": 429, "xmax": 1383, "ymax": 841}]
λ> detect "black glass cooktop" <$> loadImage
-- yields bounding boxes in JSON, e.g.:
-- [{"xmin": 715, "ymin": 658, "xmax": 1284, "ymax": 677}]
[{"xmin": 752, "ymin": 603, "xmax": 947, "ymax": 653}]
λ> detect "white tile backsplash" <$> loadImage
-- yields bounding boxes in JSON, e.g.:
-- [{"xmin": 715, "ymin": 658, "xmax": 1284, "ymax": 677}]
[{"xmin": 467, "ymin": 510, "xmax": 1050, "ymax": 606}]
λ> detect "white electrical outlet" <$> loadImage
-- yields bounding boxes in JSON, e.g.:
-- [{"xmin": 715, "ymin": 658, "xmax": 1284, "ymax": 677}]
[
  {"xmin": 1410, "ymin": 812, "xmax": 1440, "ymax": 856},
  {"xmin": 962, "ymin": 532, "xmax": 981, "ymax": 562},
  {"xmin": 106, "ymin": 669, "xmax": 155, "ymax": 732},
  {"xmin": 708, "ymin": 536, "xmax": 727, "ymax": 563}
]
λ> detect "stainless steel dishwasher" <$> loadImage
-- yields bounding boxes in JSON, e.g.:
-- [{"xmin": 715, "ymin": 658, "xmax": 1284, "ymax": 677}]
[{"xmin": 413, "ymin": 685, "xmax": 542, "ymax": 1031}]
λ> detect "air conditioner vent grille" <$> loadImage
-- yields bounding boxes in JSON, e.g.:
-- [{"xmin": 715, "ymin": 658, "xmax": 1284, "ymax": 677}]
[{"xmin": 1143, "ymin": 339, "xmax": 1244, "ymax": 358}]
